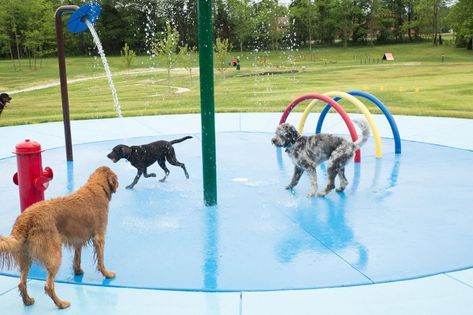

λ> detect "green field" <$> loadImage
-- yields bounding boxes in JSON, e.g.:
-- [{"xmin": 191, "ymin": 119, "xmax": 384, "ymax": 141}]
[{"xmin": 1, "ymin": 42, "xmax": 473, "ymax": 127}]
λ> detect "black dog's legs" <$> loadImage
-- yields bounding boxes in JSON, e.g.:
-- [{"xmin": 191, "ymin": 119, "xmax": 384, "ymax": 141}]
[
  {"xmin": 143, "ymin": 168, "xmax": 156, "ymax": 178},
  {"xmin": 286, "ymin": 166, "xmax": 304, "ymax": 190},
  {"xmin": 157, "ymin": 158, "xmax": 170, "ymax": 182},
  {"xmin": 166, "ymin": 156, "xmax": 189, "ymax": 179},
  {"xmin": 126, "ymin": 169, "xmax": 143, "ymax": 189}
]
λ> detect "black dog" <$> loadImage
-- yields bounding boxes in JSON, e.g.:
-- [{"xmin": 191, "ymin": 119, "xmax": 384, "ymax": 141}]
[
  {"xmin": 0, "ymin": 93, "xmax": 12, "ymax": 117},
  {"xmin": 107, "ymin": 136, "xmax": 192, "ymax": 189}
]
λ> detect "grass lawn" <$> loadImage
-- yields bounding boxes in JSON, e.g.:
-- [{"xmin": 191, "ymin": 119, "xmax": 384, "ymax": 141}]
[{"xmin": 1, "ymin": 41, "xmax": 473, "ymax": 127}]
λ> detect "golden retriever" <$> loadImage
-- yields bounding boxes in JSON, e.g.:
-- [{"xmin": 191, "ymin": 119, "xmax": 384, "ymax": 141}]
[{"xmin": 0, "ymin": 166, "xmax": 119, "ymax": 309}]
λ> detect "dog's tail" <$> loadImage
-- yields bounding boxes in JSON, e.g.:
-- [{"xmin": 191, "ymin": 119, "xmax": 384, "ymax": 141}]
[
  {"xmin": 170, "ymin": 136, "xmax": 193, "ymax": 145},
  {"xmin": 0, "ymin": 235, "xmax": 20, "ymax": 269},
  {"xmin": 353, "ymin": 119, "xmax": 370, "ymax": 150}
]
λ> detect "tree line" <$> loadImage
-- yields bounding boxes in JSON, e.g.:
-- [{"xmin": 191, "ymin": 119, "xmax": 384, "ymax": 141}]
[{"xmin": 1, "ymin": 0, "xmax": 472, "ymax": 69}]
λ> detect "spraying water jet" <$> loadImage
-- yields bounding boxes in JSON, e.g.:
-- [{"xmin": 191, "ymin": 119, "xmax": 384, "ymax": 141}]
[{"xmin": 55, "ymin": 2, "xmax": 121, "ymax": 161}]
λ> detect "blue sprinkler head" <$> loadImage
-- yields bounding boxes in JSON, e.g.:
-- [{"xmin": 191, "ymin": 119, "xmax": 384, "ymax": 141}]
[{"xmin": 66, "ymin": 2, "xmax": 101, "ymax": 33}]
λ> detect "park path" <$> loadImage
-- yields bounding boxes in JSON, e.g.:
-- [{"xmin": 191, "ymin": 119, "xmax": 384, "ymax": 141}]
[{"xmin": 7, "ymin": 67, "xmax": 194, "ymax": 95}]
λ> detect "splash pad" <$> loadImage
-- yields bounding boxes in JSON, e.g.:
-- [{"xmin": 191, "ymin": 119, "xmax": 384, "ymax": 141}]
[
  {"xmin": 2, "ymin": 0, "xmax": 471, "ymax": 313},
  {"xmin": 1, "ymin": 112, "xmax": 472, "ymax": 292}
]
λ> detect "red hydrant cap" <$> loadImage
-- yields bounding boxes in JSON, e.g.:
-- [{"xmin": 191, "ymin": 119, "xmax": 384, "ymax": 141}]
[{"xmin": 13, "ymin": 139, "xmax": 43, "ymax": 155}]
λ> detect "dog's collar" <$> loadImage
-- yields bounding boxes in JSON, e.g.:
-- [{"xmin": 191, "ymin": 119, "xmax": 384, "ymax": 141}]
[{"xmin": 284, "ymin": 143, "xmax": 294, "ymax": 153}]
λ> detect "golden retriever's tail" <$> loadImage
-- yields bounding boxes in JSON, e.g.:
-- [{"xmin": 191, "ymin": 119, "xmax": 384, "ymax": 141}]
[
  {"xmin": 170, "ymin": 136, "xmax": 193, "ymax": 145},
  {"xmin": 0, "ymin": 235, "xmax": 20, "ymax": 269},
  {"xmin": 353, "ymin": 119, "xmax": 370, "ymax": 150}
]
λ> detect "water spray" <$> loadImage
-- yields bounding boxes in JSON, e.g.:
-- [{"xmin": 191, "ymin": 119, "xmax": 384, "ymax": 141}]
[{"xmin": 55, "ymin": 2, "xmax": 121, "ymax": 161}]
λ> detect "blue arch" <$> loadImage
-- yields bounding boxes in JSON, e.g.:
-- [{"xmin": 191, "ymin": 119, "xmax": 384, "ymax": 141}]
[{"xmin": 315, "ymin": 90, "xmax": 401, "ymax": 154}]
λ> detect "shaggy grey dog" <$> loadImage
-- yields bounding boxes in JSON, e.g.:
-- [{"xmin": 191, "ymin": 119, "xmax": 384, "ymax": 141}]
[{"xmin": 272, "ymin": 120, "xmax": 370, "ymax": 197}]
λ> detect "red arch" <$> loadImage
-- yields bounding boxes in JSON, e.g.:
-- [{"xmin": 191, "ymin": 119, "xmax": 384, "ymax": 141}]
[{"xmin": 279, "ymin": 93, "xmax": 361, "ymax": 162}]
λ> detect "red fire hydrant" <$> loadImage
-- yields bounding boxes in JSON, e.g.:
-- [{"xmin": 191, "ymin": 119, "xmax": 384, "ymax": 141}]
[{"xmin": 12, "ymin": 139, "xmax": 54, "ymax": 212}]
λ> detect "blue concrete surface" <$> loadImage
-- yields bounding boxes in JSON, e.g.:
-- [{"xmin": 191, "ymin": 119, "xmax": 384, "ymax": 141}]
[
  {"xmin": 1, "ymin": 113, "xmax": 473, "ymax": 314},
  {"xmin": 0, "ymin": 275, "xmax": 18, "ymax": 296},
  {"xmin": 0, "ymin": 279, "xmax": 241, "ymax": 315},
  {"xmin": 1, "ymin": 132, "xmax": 472, "ymax": 292}
]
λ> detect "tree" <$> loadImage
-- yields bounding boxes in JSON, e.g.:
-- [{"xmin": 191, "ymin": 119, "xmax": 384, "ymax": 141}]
[
  {"xmin": 121, "ymin": 43, "xmax": 136, "ymax": 70},
  {"xmin": 24, "ymin": 0, "xmax": 55, "ymax": 69},
  {"xmin": 227, "ymin": 0, "xmax": 255, "ymax": 52},
  {"xmin": 289, "ymin": 0, "xmax": 317, "ymax": 50},
  {"xmin": 253, "ymin": 0, "xmax": 288, "ymax": 50},
  {"xmin": 402, "ymin": 0, "xmax": 420, "ymax": 41},
  {"xmin": 336, "ymin": 0, "xmax": 355, "ymax": 47},
  {"xmin": 314, "ymin": 0, "xmax": 338, "ymax": 44},
  {"xmin": 183, "ymin": 0, "xmax": 199, "ymax": 48},
  {"xmin": 379, "ymin": 0, "xmax": 407, "ymax": 41},
  {"xmin": 366, "ymin": 0, "xmax": 386, "ymax": 43},
  {"xmin": 417, "ymin": 0, "xmax": 448, "ymax": 45},
  {"xmin": 152, "ymin": 21, "xmax": 181, "ymax": 91},
  {"xmin": 0, "ymin": 32, "xmax": 16, "ymax": 70},
  {"xmin": 0, "ymin": 0, "xmax": 27, "ymax": 69},
  {"xmin": 179, "ymin": 44, "xmax": 197, "ymax": 84},
  {"xmin": 350, "ymin": 0, "xmax": 372, "ymax": 43},
  {"xmin": 214, "ymin": 0, "xmax": 232, "ymax": 40},
  {"xmin": 448, "ymin": 0, "xmax": 473, "ymax": 49},
  {"xmin": 214, "ymin": 37, "xmax": 232, "ymax": 80},
  {"xmin": 93, "ymin": 0, "xmax": 129, "ymax": 54},
  {"xmin": 0, "ymin": 0, "xmax": 55, "ymax": 70}
]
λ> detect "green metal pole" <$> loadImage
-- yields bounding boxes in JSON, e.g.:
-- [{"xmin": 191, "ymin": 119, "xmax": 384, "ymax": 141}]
[{"xmin": 198, "ymin": 0, "xmax": 217, "ymax": 206}]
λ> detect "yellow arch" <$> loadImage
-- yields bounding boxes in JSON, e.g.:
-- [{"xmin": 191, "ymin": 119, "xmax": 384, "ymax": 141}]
[{"xmin": 298, "ymin": 91, "xmax": 382, "ymax": 158}]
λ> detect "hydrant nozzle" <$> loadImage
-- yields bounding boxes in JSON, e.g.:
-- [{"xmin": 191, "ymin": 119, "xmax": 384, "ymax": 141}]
[{"xmin": 13, "ymin": 139, "xmax": 54, "ymax": 212}]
